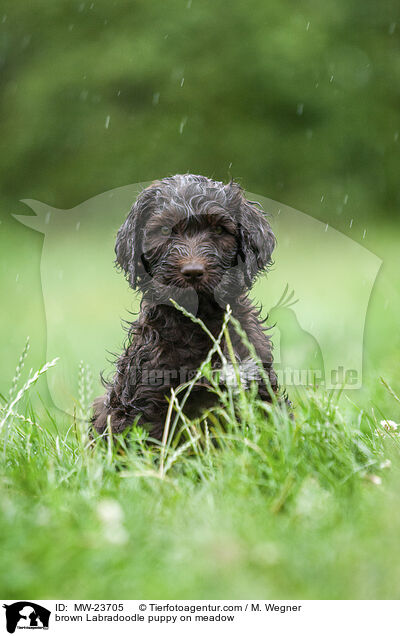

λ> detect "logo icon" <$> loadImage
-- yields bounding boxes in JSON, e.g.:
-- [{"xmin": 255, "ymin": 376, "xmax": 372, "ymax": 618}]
[{"xmin": 3, "ymin": 602, "xmax": 51, "ymax": 633}]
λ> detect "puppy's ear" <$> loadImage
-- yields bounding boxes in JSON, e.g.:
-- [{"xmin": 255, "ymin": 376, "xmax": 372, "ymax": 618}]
[
  {"xmin": 115, "ymin": 185, "xmax": 155, "ymax": 288},
  {"xmin": 236, "ymin": 189, "xmax": 275, "ymax": 285}
]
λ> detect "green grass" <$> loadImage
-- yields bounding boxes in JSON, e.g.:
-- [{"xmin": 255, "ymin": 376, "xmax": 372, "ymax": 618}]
[
  {"xmin": 1, "ymin": 306, "xmax": 400, "ymax": 600},
  {"xmin": 1, "ymin": 220, "xmax": 399, "ymax": 599}
]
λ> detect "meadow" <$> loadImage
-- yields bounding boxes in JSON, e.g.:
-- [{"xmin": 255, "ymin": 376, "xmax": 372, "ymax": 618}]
[{"xmin": 1, "ymin": 219, "xmax": 399, "ymax": 599}]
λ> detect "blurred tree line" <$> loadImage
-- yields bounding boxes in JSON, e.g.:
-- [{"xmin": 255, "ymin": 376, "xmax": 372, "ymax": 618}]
[{"xmin": 0, "ymin": 0, "xmax": 399, "ymax": 228}]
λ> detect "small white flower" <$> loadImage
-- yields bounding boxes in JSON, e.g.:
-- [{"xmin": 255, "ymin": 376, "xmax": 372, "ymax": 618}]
[
  {"xmin": 365, "ymin": 474, "xmax": 382, "ymax": 486},
  {"xmin": 380, "ymin": 419, "xmax": 398, "ymax": 432},
  {"xmin": 96, "ymin": 499, "xmax": 129, "ymax": 546},
  {"xmin": 97, "ymin": 499, "xmax": 124, "ymax": 524},
  {"xmin": 380, "ymin": 459, "xmax": 392, "ymax": 470},
  {"xmin": 375, "ymin": 420, "xmax": 399, "ymax": 437}
]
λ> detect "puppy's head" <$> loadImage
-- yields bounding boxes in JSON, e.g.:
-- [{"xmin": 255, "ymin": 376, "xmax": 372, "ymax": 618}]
[{"xmin": 115, "ymin": 175, "xmax": 275, "ymax": 301}]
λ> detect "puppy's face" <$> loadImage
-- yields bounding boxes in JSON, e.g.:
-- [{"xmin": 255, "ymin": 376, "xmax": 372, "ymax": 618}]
[
  {"xmin": 115, "ymin": 175, "xmax": 275, "ymax": 304},
  {"xmin": 141, "ymin": 205, "xmax": 239, "ymax": 297}
]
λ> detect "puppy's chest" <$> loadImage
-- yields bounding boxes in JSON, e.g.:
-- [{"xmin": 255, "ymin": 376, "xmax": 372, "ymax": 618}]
[
  {"xmin": 154, "ymin": 321, "xmax": 263, "ymax": 372},
  {"xmin": 158, "ymin": 323, "xmax": 219, "ymax": 368}
]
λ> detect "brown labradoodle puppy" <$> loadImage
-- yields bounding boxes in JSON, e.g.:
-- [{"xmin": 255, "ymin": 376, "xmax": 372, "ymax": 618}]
[{"xmin": 92, "ymin": 174, "xmax": 281, "ymax": 440}]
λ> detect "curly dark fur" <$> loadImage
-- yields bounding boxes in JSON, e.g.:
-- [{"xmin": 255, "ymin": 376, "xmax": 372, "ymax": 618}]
[{"xmin": 92, "ymin": 174, "xmax": 281, "ymax": 440}]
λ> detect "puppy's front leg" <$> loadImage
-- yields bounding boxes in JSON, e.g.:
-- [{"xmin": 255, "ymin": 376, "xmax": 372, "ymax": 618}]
[
  {"xmin": 91, "ymin": 351, "xmax": 172, "ymax": 440},
  {"xmin": 91, "ymin": 394, "xmax": 138, "ymax": 436}
]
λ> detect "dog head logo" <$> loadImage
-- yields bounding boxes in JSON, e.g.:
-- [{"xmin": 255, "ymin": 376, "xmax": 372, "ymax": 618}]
[
  {"xmin": 3, "ymin": 602, "xmax": 50, "ymax": 633},
  {"xmin": 14, "ymin": 180, "xmax": 381, "ymax": 416}
]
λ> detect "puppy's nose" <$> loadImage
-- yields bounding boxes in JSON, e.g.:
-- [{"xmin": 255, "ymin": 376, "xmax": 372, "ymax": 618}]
[{"xmin": 181, "ymin": 262, "xmax": 205, "ymax": 281}]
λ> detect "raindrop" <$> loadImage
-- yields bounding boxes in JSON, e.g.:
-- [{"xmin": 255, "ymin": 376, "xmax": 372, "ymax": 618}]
[
  {"xmin": 180, "ymin": 77, "xmax": 185, "ymax": 87},
  {"xmin": 315, "ymin": 82, "xmax": 319, "ymax": 88},
  {"xmin": 306, "ymin": 21, "xmax": 310, "ymax": 31},
  {"xmin": 2, "ymin": 15, "xmax": 7, "ymax": 23},
  {"xmin": 296, "ymin": 103, "xmax": 304, "ymax": 115},
  {"xmin": 22, "ymin": 35, "xmax": 31, "ymax": 49},
  {"xmin": 389, "ymin": 22, "xmax": 396, "ymax": 34},
  {"xmin": 153, "ymin": 92, "xmax": 160, "ymax": 105},
  {"xmin": 68, "ymin": 24, "xmax": 74, "ymax": 31},
  {"xmin": 394, "ymin": 131, "xmax": 399, "ymax": 142},
  {"xmin": 344, "ymin": 194, "xmax": 349, "ymax": 205},
  {"xmin": 117, "ymin": 89, "xmax": 121, "ymax": 96},
  {"xmin": 350, "ymin": 218, "xmax": 353, "ymax": 228},
  {"xmin": 78, "ymin": 3, "xmax": 85, "ymax": 12},
  {"xmin": 362, "ymin": 229, "xmax": 367, "ymax": 239},
  {"xmin": 179, "ymin": 117, "xmax": 188, "ymax": 134},
  {"xmin": 228, "ymin": 162, "xmax": 232, "ymax": 169},
  {"xmin": 16, "ymin": 274, "xmax": 19, "ymax": 282},
  {"xmin": 187, "ymin": 0, "xmax": 192, "ymax": 7},
  {"xmin": 76, "ymin": 222, "xmax": 81, "ymax": 231},
  {"xmin": 90, "ymin": 2, "xmax": 94, "ymax": 8},
  {"xmin": 105, "ymin": 115, "xmax": 110, "ymax": 129},
  {"xmin": 330, "ymin": 75, "xmax": 334, "ymax": 83},
  {"xmin": 325, "ymin": 223, "xmax": 329, "ymax": 232},
  {"xmin": 320, "ymin": 195, "xmax": 324, "ymax": 202},
  {"xmin": 45, "ymin": 212, "xmax": 51, "ymax": 224}
]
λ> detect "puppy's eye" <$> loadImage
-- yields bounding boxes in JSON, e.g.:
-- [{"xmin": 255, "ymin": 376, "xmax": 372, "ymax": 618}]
[
  {"xmin": 215, "ymin": 226, "xmax": 224, "ymax": 235},
  {"xmin": 160, "ymin": 226, "xmax": 171, "ymax": 236}
]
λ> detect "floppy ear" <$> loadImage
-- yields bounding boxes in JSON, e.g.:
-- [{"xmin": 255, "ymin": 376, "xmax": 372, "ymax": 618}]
[
  {"xmin": 115, "ymin": 185, "xmax": 155, "ymax": 288},
  {"xmin": 237, "ymin": 191, "xmax": 276, "ymax": 285}
]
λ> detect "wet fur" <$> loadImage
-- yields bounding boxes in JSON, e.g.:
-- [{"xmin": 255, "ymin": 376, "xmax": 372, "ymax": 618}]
[{"xmin": 92, "ymin": 174, "xmax": 280, "ymax": 440}]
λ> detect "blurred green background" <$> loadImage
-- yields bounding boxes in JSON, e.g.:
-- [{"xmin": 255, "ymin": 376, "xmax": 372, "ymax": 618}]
[{"xmin": 0, "ymin": 0, "xmax": 399, "ymax": 407}]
